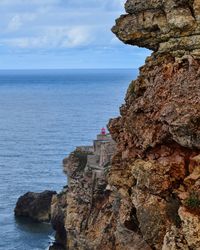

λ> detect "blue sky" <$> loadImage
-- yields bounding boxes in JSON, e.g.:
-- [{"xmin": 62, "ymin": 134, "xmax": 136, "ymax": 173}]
[{"xmin": 0, "ymin": 0, "xmax": 150, "ymax": 69}]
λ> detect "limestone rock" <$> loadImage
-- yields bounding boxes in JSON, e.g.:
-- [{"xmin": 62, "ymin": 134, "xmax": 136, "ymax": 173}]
[
  {"xmin": 107, "ymin": 0, "xmax": 200, "ymax": 249},
  {"xmin": 51, "ymin": 189, "xmax": 68, "ymax": 248},
  {"xmin": 109, "ymin": 54, "xmax": 200, "ymax": 152},
  {"xmin": 112, "ymin": 0, "xmax": 200, "ymax": 56},
  {"xmin": 131, "ymin": 189, "xmax": 171, "ymax": 249},
  {"xmin": 179, "ymin": 206, "xmax": 200, "ymax": 248},
  {"xmin": 162, "ymin": 226, "xmax": 189, "ymax": 250},
  {"xmin": 15, "ymin": 190, "xmax": 56, "ymax": 222},
  {"xmin": 51, "ymin": 0, "xmax": 200, "ymax": 249}
]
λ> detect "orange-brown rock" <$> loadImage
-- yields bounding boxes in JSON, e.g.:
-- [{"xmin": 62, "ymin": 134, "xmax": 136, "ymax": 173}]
[
  {"xmin": 107, "ymin": 0, "xmax": 200, "ymax": 248},
  {"xmin": 52, "ymin": 1, "xmax": 200, "ymax": 249}
]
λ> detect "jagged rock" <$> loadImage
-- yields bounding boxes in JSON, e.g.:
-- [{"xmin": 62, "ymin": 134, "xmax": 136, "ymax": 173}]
[
  {"xmin": 51, "ymin": 136, "xmax": 117, "ymax": 249},
  {"xmin": 49, "ymin": 243, "xmax": 66, "ymax": 250},
  {"xmin": 51, "ymin": 0, "xmax": 200, "ymax": 249},
  {"xmin": 15, "ymin": 190, "xmax": 56, "ymax": 222},
  {"xmin": 179, "ymin": 206, "xmax": 200, "ymax": 248},
  {"xmin": 63, "ymin": 148, "xmax": 91, "ymax": 178},
  {"xmin": 51, "ymin": 189, "xmax": 68, "ymax": 248},
  {"xmin": 109, "ymin": 54, "xmax": 200, "ymax": 151},
  {"xmin": 107, "ymin": 1, "xmax": 200, "ymax": 249},
  {"xmin": 131, "ymin": 190, "xmax": 170, "ymax": 248},
  {"xmin": 112, "ymin": 0, "xmax": 200, "ymax": 56},
  {"xmin": 162, "ymin": 226, "xmax": 190, "ymax": 250}
]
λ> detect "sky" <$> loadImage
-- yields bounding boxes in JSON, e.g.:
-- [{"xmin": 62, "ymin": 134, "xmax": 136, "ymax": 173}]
[{"xmin": 0, "ymin": 0, "xmax": 150, "ymax": 69}]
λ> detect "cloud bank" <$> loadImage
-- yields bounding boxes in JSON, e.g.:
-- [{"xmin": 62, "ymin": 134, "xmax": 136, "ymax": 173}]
[{"xmin": 0, "ymin": 0, "xmax": 150, "ymax": 69}]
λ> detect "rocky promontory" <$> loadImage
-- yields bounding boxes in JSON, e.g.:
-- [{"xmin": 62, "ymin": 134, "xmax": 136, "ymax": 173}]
[
  {"xmin": 51, "ymin": 0, "xmax": 200, "ymax": 249},
  {"xmin": 113, "ymin": 0, "xmax": 200, "ymax": 57},
  {"xmin": 15, "ymin": 190, "xmax": 56, "ymax": 222},
  {"xmin": 15, "ymin": 1, "xmax": 200, "ymax": 249},
  {"xmin": 51, "ymin": 133, "xmax": 116, "ymax": 249}
]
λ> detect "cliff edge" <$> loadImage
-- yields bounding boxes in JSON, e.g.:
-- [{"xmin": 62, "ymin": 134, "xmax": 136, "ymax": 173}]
[{"xmin": 52, "ymin": 1, "xmax": 200, "ymax": 249}]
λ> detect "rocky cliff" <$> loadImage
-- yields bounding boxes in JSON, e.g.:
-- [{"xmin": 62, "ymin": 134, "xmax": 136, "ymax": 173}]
[{"xmin": 52, "ymin": 1, "xmax": 200, "ymax": 249}]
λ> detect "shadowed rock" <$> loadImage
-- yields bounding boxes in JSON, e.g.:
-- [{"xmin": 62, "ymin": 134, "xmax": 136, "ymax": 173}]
[
  {"xmin": 15, "ymin": 190, "xmax": 56, "ymax": 222},
  {"xmin": 107, "ymin": 0, "xmax": 200, "ymax": 249},
  {"xmin": 49, "ymin": 1, "xmax": 200, "ymax": 249}
]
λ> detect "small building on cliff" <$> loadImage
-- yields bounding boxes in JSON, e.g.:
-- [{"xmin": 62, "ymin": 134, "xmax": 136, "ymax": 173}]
[
  {"xmin": 85, "ymin": 133, "xmax": 116, "ymax": 178},
  {"xmin": 63, "ymin": 131, "xmax": 116, "ymax": 180}
]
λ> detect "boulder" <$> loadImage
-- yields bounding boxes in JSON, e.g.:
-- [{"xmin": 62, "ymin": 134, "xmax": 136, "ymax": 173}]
[{"xmin": 15, "ymin": 190, "xmax": 56, "ymax": 222}]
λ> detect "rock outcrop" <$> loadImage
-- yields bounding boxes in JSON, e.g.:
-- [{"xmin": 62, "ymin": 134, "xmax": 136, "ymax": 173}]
[
  {"xmin": 15, "ymin": 190, "xmax": 56, "ymax": 222},
  {"xmin": 51, "ymin": 134, "xmax": 117, "ymax": 249},
  {"xmin": 113, "ymin": 0, "xmax": 200, "ymax": 57},
  {"xmin": 51, "ymin": 189, "xmax": 68, "ymax": 250},
  {"xmin": 52, "ymin": 1, "xmax": 200, "ymax": 249}
]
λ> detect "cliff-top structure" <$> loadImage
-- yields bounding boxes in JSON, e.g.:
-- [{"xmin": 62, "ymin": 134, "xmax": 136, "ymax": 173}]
[
  {"xmin": 51, "ymin": 132, "xmax": 116, "ymax": 249},
  {"xmin": 51, "ymin": 1, "xmax": 200, "ymax": 249}
]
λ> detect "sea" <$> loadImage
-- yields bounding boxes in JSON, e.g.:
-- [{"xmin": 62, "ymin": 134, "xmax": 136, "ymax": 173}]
[{"xmin": 0, "ymin": 69, "xmax": 137, "ymax": 250}]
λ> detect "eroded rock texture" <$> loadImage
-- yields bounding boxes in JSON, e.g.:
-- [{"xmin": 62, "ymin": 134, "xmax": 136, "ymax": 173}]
[
  {"xmin": 108, "ymin": 54, "xmax": 200, "ymax": 249},
  {"xmin": 15, "ymin": 190, "xmax": 56, "ymax": 222},
  {"xmin": 108, "ymin": 0, "xmax": 200, "ymax": 249},
  {"xmin": 113, "ymin": 0, "xmax": 200, "ymax": 56},
  {"xmin": 53, "ymin": 1, "xmax": 200, "ymax": 249}
]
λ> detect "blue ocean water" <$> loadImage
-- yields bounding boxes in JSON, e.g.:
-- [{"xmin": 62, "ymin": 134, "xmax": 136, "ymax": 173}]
[{"xmin": 0, "ymin": 69, "xmax": 136, "ymax": 250}]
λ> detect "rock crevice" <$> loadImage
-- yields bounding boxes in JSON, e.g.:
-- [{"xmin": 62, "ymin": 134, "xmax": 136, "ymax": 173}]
[
  {"xmin": 51, "ymin": 1, "xmax": 200, "ymax": 249},
  {"xmin": 113, "ymin": 0, "xmax": 200, "ymax": 57}
]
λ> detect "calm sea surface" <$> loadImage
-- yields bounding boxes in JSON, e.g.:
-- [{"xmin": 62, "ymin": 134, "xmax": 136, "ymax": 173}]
[{"xmin": 0, "ymin": 69, "xmax": 136, "ymax": 250}]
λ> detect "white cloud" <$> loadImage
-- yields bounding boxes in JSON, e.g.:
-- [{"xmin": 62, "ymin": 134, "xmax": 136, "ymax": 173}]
[
  {"xmin": 7, "ymin": 13, "xmax": 36, "ymax": 32},
  {"xmin": 3, "ymin": 37, "xmax": 47, "ymax": 48},
  {"xmin": 0, "ymin": 0, "xmax": 151, "ymax": 69},
  {"xmin": 2, "ymin": 26, "xmax": 93, "ymax": 49},
  {"xmin": 0, "ymin": 0, "xmax": 58, "ymax": 6},
  {"xmin": 0, "ymin": 0, "xmax": 125, "ymax": 50},
  {"xmin": 7, "ymin": 15, "xmax": 22, "ymax": 31},
  {"xmin": 0, "ymin": 0, "xmax": 125, "ymax": 11},
  {"xmin": 60, "ymin": 27, "xmax": 92, "ymax": 48}
]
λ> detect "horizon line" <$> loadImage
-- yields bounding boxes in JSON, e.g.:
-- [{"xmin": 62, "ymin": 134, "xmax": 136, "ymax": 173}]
[{"xmin": 0, "ymin": 67, "xmax": 137, "ymax": 71}]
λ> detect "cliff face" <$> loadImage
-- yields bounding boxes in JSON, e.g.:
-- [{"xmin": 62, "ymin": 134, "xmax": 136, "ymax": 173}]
[
  {"xmin": 52, "ymin": 1, "xmax": 200, "ymax": 249},
  {"xmin": 108, "ymin": 54, "xmax": 200, "ymax": 249},
  {"xmin": 108, "ymin": 1, "xmax": 200, "ymax": 249},
  {"xmin": 113, "ymin": 0, "xmax": 200, "ymax": 56}
]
